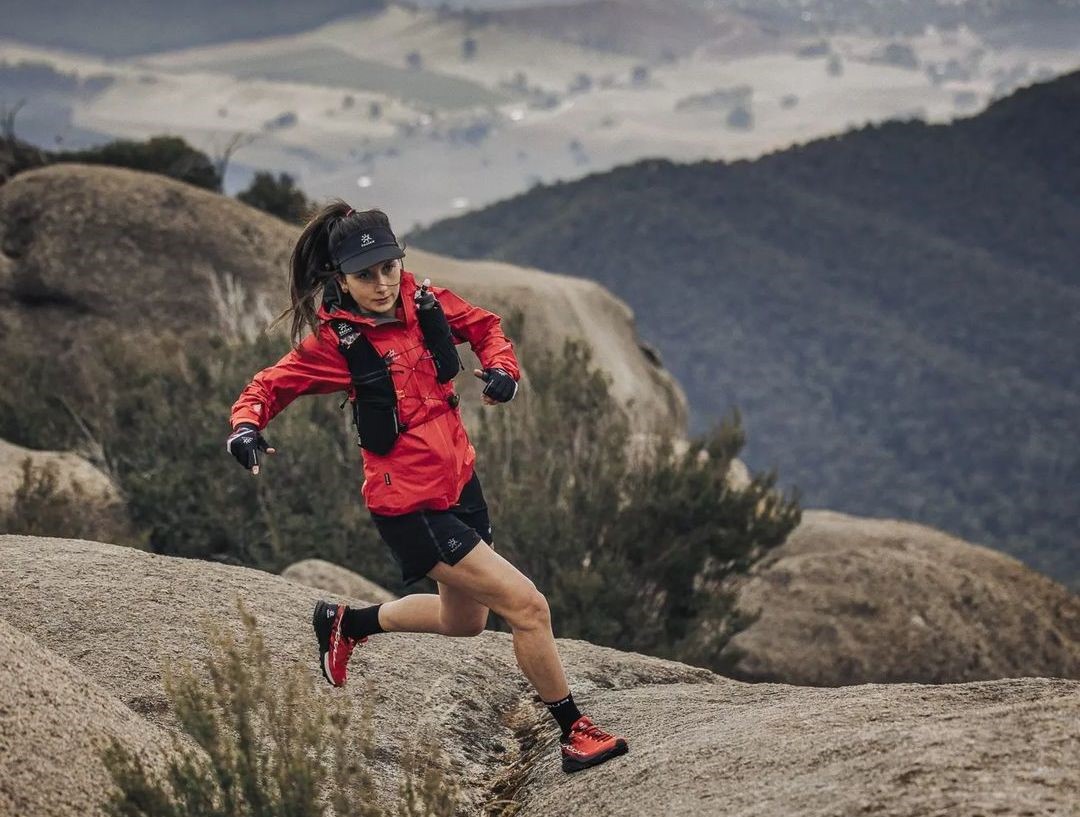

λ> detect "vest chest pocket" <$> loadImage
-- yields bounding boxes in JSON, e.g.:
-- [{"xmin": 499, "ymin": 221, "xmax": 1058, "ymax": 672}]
[
  {"xmin": 351, "ymin": 368, "xmax": 401, "ymax": 456},
  {"xmin": 333, "ymin": 320, "xmax": 402, "ymax": 457}
]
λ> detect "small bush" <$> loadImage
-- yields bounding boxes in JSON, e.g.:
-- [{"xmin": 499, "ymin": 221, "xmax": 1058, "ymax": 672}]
[
  {"xmin": 101, "ymin": 602, "xmax": 457, "ymax": 817},
  {"xmin": 727, "ymin": 104, "xmax": 754, "ymax": 130},
  {"xmin": 237, "ymin": 171, "xmax": 313, "ymax": 224},
  {"xmin": 0, "ymin": 457, "xmax": 136, "ymax": 545},
  {"xmin": 262, "ymin": 111, "xmax": 298, "ymax": 132}
]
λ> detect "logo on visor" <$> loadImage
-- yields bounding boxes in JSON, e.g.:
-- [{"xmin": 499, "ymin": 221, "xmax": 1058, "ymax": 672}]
[{"xmin": 359, "ymin": 233, "xmax": 375, "ymax": 247}]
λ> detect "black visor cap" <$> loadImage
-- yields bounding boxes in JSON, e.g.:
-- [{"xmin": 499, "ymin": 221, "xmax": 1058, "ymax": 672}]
[{"xmin": 332, "ymin": 226, "xmax": 405, "ymax": 275}]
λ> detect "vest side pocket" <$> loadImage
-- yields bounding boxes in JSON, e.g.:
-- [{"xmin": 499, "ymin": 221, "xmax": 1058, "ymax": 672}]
[{"xmin": 352, "ymin": 368, "xmax": 400, "ymax": 456}]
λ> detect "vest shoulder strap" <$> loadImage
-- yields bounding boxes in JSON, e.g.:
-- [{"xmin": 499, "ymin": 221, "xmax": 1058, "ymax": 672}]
[
  {"xmin": 329, "ymin": 319, "xmax": 389, "ymax": 384},
  {"xmin": 329, "ymin": 319, "xmax": 401, "ymax": 453}
]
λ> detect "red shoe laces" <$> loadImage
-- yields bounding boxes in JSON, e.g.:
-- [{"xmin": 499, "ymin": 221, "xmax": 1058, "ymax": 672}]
[{"xmin": 576, "ymin": 722, "xmax": 614, "ymax": 743}]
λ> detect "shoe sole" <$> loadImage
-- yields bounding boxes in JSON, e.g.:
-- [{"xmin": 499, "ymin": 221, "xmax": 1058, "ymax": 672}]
[
  {"xmin": 312, "ymin": 600, "xmax": 341, "ymax": 687},
  {"xmin": 561, "ymin": 739, "xmax": 629, "ymax": 773}
]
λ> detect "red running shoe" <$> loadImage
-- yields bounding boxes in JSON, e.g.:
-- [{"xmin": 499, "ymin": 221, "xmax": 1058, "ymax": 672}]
[
  {"xmin": 560, "ymin": 715, "xmax": 629, "ymax": 772},
  {"xmin": 312, "ymin": 600, "xmax": 365, "ymax": 687}
]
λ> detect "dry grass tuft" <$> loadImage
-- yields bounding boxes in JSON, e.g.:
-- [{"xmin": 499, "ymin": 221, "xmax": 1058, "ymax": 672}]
[{"xmin": 101, "ymin": 601, "xmax": 458, "ymax": 817}]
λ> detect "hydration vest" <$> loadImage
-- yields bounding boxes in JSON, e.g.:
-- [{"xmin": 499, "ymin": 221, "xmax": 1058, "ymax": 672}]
[{"xmin": 330, "ymin": 291, "xmax": 462, "ymax": 456}]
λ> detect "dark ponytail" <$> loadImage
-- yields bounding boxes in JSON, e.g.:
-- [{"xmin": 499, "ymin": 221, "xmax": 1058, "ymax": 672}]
[{"xmin": 272, "ymin": 200, "xmax": 400, "ymax": 348}]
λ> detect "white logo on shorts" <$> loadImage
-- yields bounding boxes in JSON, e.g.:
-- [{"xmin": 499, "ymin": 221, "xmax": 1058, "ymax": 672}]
[{"xmin": 446, "ymin": 537, "xmax": 461, "ymax": 551}]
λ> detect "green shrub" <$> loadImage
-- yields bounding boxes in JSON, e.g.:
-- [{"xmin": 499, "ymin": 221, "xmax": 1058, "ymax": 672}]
[
  {"xmin": 101, "ymin": 602, "xmax": 456, "ymax": 817},
  {"xmin": 55, "ymin": 135, "xmax": 221, "ymax": 190},
  {"xmin": 0, "ymin": 326, "xmax": 396, "ymax": 587},
  {"xmin": 0, "ymin": 327, "xmax": 799, "ymax": 666},
  {"xmin": 238, "ymin": 171, "xmax": 313, "ymax": 224}
]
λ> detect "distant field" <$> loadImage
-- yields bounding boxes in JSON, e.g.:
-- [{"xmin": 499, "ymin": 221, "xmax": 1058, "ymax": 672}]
[
  {"xmin": 0, "ymin": 1, "xmax": 382, "ymax": 58},
  {"xmin": 178, "ymin": 45, "xmax": 510, "ymax": 111}
]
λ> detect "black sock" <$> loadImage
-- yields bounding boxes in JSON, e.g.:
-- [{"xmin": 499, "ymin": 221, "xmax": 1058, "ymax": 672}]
[
  {"xmin": 544, "ymin": 693, "xmax": 582, "ymax": 738},
  {"xmin": 341, "ymin": 604, "xmax": 384, "ymax": 640}
]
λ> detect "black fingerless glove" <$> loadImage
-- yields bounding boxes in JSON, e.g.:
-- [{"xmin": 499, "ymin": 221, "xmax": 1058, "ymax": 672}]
[
  {"xmin": 480, "ymin": 368, "xmax": 518, "ymax": 403},
  {"xmin": 226, "ymin": 423, "xmax": 271, "ymax": 471}
]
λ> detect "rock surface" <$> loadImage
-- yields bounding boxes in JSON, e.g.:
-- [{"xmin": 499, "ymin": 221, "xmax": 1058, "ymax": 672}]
[
  {"xmin": 2, "ymin": 533, "xmax": 1079, "ymax": 817},
  {"xmin": 718, "ymin": 510, "xmax": 1080, "ymax": 685},
  {"xmin": 0, "ymin": 533, "xmax": 711, "ymax": 816},
  {"xmin": 0, "ymin": 164, "xmax": 686, "ymax": 435},
  {"xmin": 0, "ymin": 437, "xmax": 120, "ymax": 509},
  {"xmin": 513, "ymin": 677, "xmax": 1079, "ymax": 817},
  {"xmin": 0, "ymin": 438, "xmax": 133, "ymax": 544},
  {"xmin": 0, "ymin": 164, "xmax": 288, "ymax": 342},
  {"xmin": 0, "ymin": 617, "xmax": 174, "ymax": 817},
  {"xmin": 281, "ymin": 557, "xmax": 398, "ymax": 604}
]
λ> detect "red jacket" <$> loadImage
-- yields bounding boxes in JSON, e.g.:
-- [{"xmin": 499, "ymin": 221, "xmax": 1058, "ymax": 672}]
[{"xmin": 229, "ymin": 270, "xmax": 519, "ymax": 516}]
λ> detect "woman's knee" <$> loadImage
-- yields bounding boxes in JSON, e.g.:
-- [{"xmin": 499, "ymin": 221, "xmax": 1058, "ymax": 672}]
[{"xmin": 505, "ymin": 585, "xmax": 551, "ymax": 632}]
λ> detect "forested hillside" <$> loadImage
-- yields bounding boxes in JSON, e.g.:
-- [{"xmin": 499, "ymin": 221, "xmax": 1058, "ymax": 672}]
[{"xmin": 409, "ymin": 71, "xmax": 1080, "ymax": 588}]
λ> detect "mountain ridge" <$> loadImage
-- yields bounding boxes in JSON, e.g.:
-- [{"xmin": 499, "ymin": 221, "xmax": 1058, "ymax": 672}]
[{"xmin": 408, "ymin": 71, "xmax": 1080, "ymax": 587}]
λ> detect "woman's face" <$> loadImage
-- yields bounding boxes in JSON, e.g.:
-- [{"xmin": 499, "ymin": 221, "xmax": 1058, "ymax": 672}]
[{"xmin": 339, "ymin": 258, "xmax": 402, "ymax": 315}]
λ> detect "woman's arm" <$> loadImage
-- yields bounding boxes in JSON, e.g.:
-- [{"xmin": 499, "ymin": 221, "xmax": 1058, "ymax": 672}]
[
  {"xmin": 432, "ymin": 286, "xmax": 520, "ymax": 380},
  {"xmin": 229, "ymin": 329, "xmax": 351, "ymax": 430}
]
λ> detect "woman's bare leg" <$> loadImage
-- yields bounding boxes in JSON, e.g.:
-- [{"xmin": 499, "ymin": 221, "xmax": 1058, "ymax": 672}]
[
  {"xmin": 377, "ymin": 582, "xmax": 489, "ymax": 637},
  {"xmin": 427, "ymin": 542, "xmax": 570, "ymax": 702}
]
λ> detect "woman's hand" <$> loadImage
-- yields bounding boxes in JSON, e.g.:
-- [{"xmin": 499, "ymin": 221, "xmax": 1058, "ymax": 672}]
[
  {"xmin": 473, "ymin": 368, "xmax": 518, "ymax": 405},
  {"xmin": 226, "ymin": 423, "xmax": 277, "ymax": 475}
]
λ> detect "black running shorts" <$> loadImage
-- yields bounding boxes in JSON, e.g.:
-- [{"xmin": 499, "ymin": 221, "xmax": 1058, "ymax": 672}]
[{"xmin": 370, "ymin": 471, "xmax": 493, "ymax": 585}]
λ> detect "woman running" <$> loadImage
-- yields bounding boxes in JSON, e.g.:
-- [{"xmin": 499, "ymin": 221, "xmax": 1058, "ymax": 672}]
[{"xmin": 226, "ymin": 202, "xmax": 627, "ymax": 773}]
